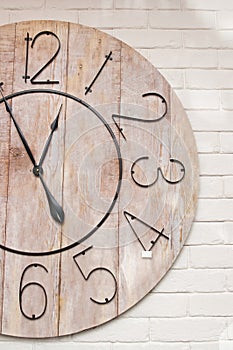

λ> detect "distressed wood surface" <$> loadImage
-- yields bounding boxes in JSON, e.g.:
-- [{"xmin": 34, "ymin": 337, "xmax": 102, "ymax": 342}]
[
  {"xmin": 59, "ymin": 23, "xmax": 121, "ymax": 335},
  {"xmin": 2, "ymin": 20, "xmax": 69, "ymax": 338},
  {"xmin": 0, "ymin": 22, "xmax": 16, "ymax": 334},
  {"xmin": 0, "ymin": 21, "xmax": 198, "ymax": 338},
  {"xmin": 118, "ymin": 43, "xmax": 172, "ymax": 313},
  {"xmin": 170, "ymin": 90, "xmax": 199, "ymax": 256}
]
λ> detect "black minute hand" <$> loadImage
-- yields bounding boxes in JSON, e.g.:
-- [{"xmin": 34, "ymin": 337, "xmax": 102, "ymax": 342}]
[
  {"xmin": 0, "ymin": 86, "xmax": 36, "ymax": 166},
  {"xmin": 39, "ymin": 104, "xmax": 63, "ymax": 167}
]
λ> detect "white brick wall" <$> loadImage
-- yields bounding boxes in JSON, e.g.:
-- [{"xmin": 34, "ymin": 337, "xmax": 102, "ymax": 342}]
[{"xmin": 0, "ymin": 0, "xmax": 232, "ymax": 349}]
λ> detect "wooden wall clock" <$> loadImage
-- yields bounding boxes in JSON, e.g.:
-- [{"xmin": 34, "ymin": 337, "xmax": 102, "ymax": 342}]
[{"xmin": 0, "ymin": 20, "xmax": 198, "ymax": 338}]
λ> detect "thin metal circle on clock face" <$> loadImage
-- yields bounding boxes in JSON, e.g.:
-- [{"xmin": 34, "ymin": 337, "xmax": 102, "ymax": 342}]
[
  {"xmin": 0, "ymin": 88, "xmax": 122, "ymax": 256},
  {"xmin": 0, "ymin": 20, "xmax": 198, "ymax": 338}
]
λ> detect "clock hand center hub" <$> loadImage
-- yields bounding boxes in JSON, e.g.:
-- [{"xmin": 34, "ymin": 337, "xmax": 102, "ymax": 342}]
[{"xmin": 33, "ymin": 165, "xmax": 43, "ymax": 177}]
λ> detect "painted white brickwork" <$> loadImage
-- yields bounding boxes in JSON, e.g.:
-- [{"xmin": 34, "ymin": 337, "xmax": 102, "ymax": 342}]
[{"xmin": 0, "ymin": 0, "xmax": 232, "ymax": 348}]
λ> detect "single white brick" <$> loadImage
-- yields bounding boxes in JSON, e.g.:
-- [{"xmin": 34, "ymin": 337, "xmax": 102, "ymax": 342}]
[
  {"xmin": 188, "ymin": 111, "xmax": 233, "ymax": 131},
  {"xmin": 223, "ymin": 176, "xmax": 233, "ymax": 197},
  {"xmin": 223, "ymin": 223, "xmax": 233, "ymax": 244},
  {"xmin": 156, "ymin": 268, "xmax": 226, "ymax": 292},
  {"xmin": 186, "ymin": 222, "xmax": 225, "ymax": 245},
  {"xmin": 0, "ymin": 0, "xmax": 44, "ymax": 9},
  {"xmin": 116, "ymin": 0, "xmax": 181, "ymax": 10},
  {"xmin": 186, "ymin": 69, "xmax": 233, "ymax": 89},
  {"xmin": 219, "ymin": 50, "xmax": 233, "ymax": 69},
  {"xmin": 190, "ymin": 293, "xmax": 233, "ymax": 316},
  {"xmin": 226, "ymin": 318, "xmax": 233, "ymax": 339},
  {"xmin": 189, "ymin": 245, "xmax": 233, "ymax": 268},
  {"xmin": 113, "ymin": 343, "xmax": 189, "ymax": 350},
  {"xmin": 175, "ymin": 90, "xmax": 219, "ymax": 110},
  {"xmin": 9, "ymin": 9, "xmax": 79, "ymax": 23},
  {"xmin": 226, "ymin": 270, "xmax": 233, "ymax": 291},
  {"xmin": 79, "ymin": 10, "xmax": 147, "ymax": 28},
  {"xmin": 125, "ymin": 293, "xmax": 188, "ymax": 317},
  {"xmin": 46, "ymin": 0, "xmax": 113, "ymax": 9},
  {"xmin": 221, "ymin": 91, "xmax": 233, "ymax": 110},
  {"xmin": 182, "ymin": 0, "xmax": 233, "ymax": 10},
  {"xmin": 114, "ymin": 29, "xmax": 182, "ymax": 48},
  {"xmin": 220, "ymin": 133, "xmax": 233, "ymax": 153},
  {"xmin": 218, "ymin": 11, "xmax": 233, "ymax": 29},
  {"xmin": 149, "ymin": 49, "xmax": 218, "ymax": 69},
  {"xmin": 184, "ymin": 30, "xmax": 233, "ymax": 49},
  {"xmin": 159, "ymin": 69, "xmax": 184, "ymax": 88},
  {"xmin": 150, "ymin": 317, "xmax": 226, "ymax": 341},
  {"xmin": 149, "ymin": 11, "xmax": 215, "ymax": 29},
  {"xmin": 199, "ymin": 154, "xmax": 233, "ymax": 175},
  {"xmin": 199, "ymin": 176, "xmax": 223, "ymax": 198},
  {"xmin": 72, "ymin": 317, "xmax": 149, "ymax": 342},
  {"xmin": 190, "ymin": 342, "xmax": 220, "ymax": 350},
  {"xmin": 195, "ymin": 132, "xmax": 220, "ymax": 153},
  {"xmin": 196, "ymin": 199, "xmax": 233, "ymax": 221}
]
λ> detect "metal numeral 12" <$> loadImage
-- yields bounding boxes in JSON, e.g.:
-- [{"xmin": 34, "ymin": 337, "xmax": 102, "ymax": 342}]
[{"xmin": 23, "ymin": 31, "xmax": 61, "ymax": 84}]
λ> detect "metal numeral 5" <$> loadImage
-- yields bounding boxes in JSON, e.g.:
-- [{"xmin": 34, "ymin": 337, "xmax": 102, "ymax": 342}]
[{"xmin": 73, "ymin": 246, "xmax": 117, "ymax": 305}]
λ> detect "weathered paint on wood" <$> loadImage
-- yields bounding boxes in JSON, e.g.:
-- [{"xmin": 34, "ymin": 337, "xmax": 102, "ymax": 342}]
[
  {"xmin": 59, "ymin": 23, "xmax": 121, "ymax": 335},
  {"xmin": 0, "ymin": 21, "xmax": 16, "ymax": 334},
  {"xmin": 2, "ymin": 20, "xmax": 69, "ymax": 338},
  {"xmin": 0, "ymin": 21, "xmax": 198, "ymax": 338}
]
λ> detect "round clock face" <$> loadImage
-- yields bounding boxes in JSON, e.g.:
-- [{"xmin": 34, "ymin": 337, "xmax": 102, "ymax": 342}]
[{"xmin": 0, "ymin": 20, "xmax": 198, "ymax": 338}]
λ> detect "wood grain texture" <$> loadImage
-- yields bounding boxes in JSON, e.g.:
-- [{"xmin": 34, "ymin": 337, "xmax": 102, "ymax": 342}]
[
  {"xmin": 0, "ymin": 22, "xmax": 16, "ymax": 334},
  {"xmin": 1, "ymin": 20, "xmax": 69, "ymax": 338},
  {"xmin": 170, "ymin": 90, "xmax": 199, "ymax": 255},
  {"xmin": 118, "ymin": 43, "xmax": 173, "ymax": 313},
  {"xmin": 0, "ymin": 20, "xmax": 198, "ymax": 338},
  {"xmin": 59, "ymin": 22, "xmax": 121, "ymax": 335},
  {"xmin": 116, "ymin": 42, "xmax": 198, "ymax": 313}
]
